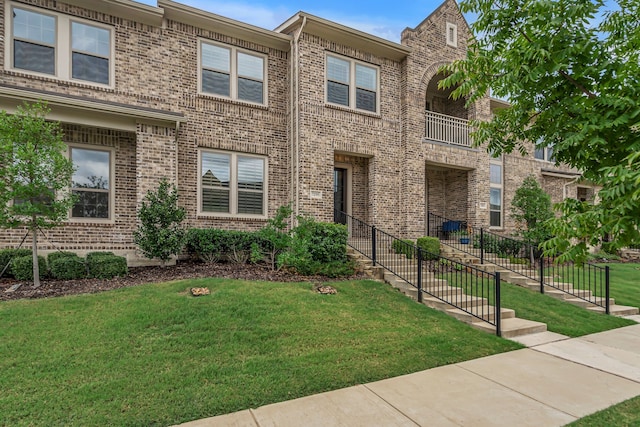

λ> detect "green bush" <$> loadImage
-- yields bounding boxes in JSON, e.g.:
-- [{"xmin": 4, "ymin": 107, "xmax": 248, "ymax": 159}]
[
  {"xmin": 416, "ymin": 236, "xmax": 440, "ymax": 260},
  {"xmin": 278, "ymin": 216, "xmax": 351, "ymax": 276},
  {"xmin": 392, "ymin": 239, "xmax": 415, "ymax": 259},
  {"xmin": 0, "ymin": 249, "xmax": 32, "ymax": 277},
  {"xmin": 86, "ymin": 252, "xmax": 127, "ymax": 279},
  {"xmin": 50, "ymin": 255, "xmax": 86, "ymax": 280},
  {"xmin": 47, "ymin": 251, "xmax": 77, "ymax": 266},
  {"xmin": 11, "ymin": 255, "xmax": 47, "ymax": 281},
  {"xmin": 186, "ymin": 229, "xmax": 226, "ymax": 263}
]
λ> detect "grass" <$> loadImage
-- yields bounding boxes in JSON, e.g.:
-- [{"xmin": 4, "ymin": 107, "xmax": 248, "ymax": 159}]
[
  {"xmin": 0, "ymin": 278, "xmax": 521, "ymax": 426},
  {"xmin": 440, "ymin": 270, "xmax": 635, "ymax": 337},
  {"xmin": 568, "ymin": 395, "xmax": 640, "ymax": 426},
  {"xmin": 602, "ymin": 263, "xmax": 640, "ymax": 309}
]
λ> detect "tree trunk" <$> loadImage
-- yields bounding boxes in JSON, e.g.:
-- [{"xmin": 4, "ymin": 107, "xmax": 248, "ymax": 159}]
[{"xmin": 31, "ymin": 217, "xmax": 40, "ymax": 288}]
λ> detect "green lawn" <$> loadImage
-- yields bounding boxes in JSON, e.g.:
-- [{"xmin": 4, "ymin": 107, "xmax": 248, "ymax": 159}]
[
  {"xmin": 568, "ymin": 395, "xmax": 640, "ymax": 426},
  {"xmin": 604, "ymin": 263, "xmax": 640, "ymax": 309},
  {"xmin": 0, "ymin": 278, "xmax": 521, "ymax": 426},
  {"xmin": 442, "ymin": 270, "xmax": 636, "ymax": 337}
]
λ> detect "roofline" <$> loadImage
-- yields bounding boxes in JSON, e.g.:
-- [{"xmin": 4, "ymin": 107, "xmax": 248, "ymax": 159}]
[
  {"xmin": 62, "ymin": 0, "xmax": 164, "ymax": 26},
  {"xmin": 403, "ymin": 0, "xmax": 472, "ymax": 40},
  {"xmin": 159, "ymin": 0, "xmax": 291, "ymax": 51},
  {"xmin": 275, "ymin": 12, "xmax": 411, "ymax": 61},
  {"xmin": 490, "ymin": 97, "xmax": 511, "ymax": 109},
  {"xmin": 0, "ymin": 84, "xmax": 186, "ymax": 124}
]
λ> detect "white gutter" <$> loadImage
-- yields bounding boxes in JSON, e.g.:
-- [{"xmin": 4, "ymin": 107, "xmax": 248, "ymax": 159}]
[{"xmin": 563, "ymin": 176, "xmax": 581, "ymax": 200}]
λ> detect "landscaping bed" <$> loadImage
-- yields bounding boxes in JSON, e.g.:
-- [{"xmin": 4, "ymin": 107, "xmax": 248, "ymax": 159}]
[{"xmin": 0, "ymin": 260, "xmax": 365, "ymax": 302}]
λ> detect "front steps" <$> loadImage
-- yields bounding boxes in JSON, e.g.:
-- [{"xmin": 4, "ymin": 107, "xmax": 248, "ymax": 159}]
[
  {"xmin": 441, "ymin": 245, "xmax": 639, "ymax": 317},
  {"xmin": 347, "ymin": 247, "xmax": 546, "ymax": 338}
]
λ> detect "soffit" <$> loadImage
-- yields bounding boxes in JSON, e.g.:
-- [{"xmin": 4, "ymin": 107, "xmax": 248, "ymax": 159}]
[
  {"xmin": 62, "ymin": 0, "xmax": 164, "ymax": 26},
  {"xmin": 276, "ymin": 13, "xmax": 411, "ymax": 62},
  {"xmin": 159, "ymin": 0, "xmax": 291, "ymax": 51}
]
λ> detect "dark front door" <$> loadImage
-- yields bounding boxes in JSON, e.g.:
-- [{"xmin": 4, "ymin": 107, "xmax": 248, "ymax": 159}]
[{"xmin": 334, "ymin": 167, "xmax": 347, "ymax": 224}]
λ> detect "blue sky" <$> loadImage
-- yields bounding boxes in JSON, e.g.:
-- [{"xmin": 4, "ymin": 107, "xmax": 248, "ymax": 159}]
[{"xmin": 136, "ymin": 0, "xmax": 452, "ymax": 42}]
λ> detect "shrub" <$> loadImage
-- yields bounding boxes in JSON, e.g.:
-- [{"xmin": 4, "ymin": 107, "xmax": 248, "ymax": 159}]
[
  {"xmin": 223, "ymin": 230, "xmax": 259, "ymax": 264},
  {"xmin": 186, "ymin": 229, "xmax": 226, "ymax": 263},
  {"xmin": 134, "ymin": 179, "xmax": 186, "ymax": 264},
  {"xmin": 86, "ymin": 252, "xmax": 127, "ymax": 279},
  {"xmin": 278, "ymin": 216, "xmax": 351, "ymax": 276},
  {"xmin": 0, "ymin": 248, "xmax": 32, "ymax": 277},
  {"xmin": 416, "ymin": 236, "xmax": 440, "ymax": 260},
  {"xmin": 47, "ymin": 251, "xmax": 77, "ymax": 266},
  {"xmin": 392, "ymin": 239, "xmax": 415, "ymax": 259},
  {"xmin": 12, "ymin": 255, "xmax": 47, "ymax": 281},
  {"xmin": 258, "ymin": 204, "xmax": 292, "ymax": 270},
  {"xmin": 50, "ymin": 255, "xmax": 86, "ymax": 280}
]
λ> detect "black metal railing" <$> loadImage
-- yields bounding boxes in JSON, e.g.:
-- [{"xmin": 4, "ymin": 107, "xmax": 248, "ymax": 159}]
[
  {"xmin": 427, "ymin": 212, "xmax": 610, "ymax": 314},
  {"xmin": 337, "ymin": 210, "xmax": 502, "ymax": 336}
]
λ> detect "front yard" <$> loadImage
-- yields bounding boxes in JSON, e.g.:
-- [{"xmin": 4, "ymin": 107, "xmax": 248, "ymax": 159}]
[{"xmin": 0, "ymin": 278, "xmax": 521, "ymax": 426}]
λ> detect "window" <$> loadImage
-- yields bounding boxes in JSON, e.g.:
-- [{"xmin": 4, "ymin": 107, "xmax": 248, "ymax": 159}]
[
  {"xmin": 534, "ymin": 141, "xmax": 555, "ymax": 162},
  {"xmin": 326, "ymin": 54, "xmax": 378, "ymax": 113},
  {"xmin": 446, "ymin": 22, "xmax": 458, "ymax": 47},
  {"xmin": 199, "ymin": 150, "xmax": 266, "ymax": 217},
  {"xmin": 71, "ymin": 22, "xmax": 110, "ymax": 85},
  {"xmin": 200, "ymin": 41, "xmax": 266, "ymax": 104},
  {"xmin": 70, "ymin": 147, "xmax": 112, "ymax": 220},
  {"xmin": 489, "ymin": 160, "xmax": 503, "ymax": 228},
  {"xmin": 7, "ymin": 3, "xmax": 113, "ymax": 86}
]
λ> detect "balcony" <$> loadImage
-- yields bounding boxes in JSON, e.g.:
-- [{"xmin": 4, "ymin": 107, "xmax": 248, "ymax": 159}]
[{"xmin": 424, "ymin": 110, "xmax": 471, "ymax": 147}]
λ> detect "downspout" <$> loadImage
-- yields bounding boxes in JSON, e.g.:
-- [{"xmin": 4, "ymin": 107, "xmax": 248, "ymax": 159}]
[
  {"xmin": 563, "ymin": 176, "xmax": 580, "ymax": 200},
  {"xmin": 292, "ymin": 16, "xmax": 307, "ymax": 220},
  {"xmin": 175, "ymin": 120, "xmax": 180, "ymax": 186}
]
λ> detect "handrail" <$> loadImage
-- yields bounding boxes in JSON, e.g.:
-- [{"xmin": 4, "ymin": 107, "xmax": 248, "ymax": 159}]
[
  {"xmin": 336, "ymin": 210, "xmax": 502, "ymax": 336},
  {"xmin": 427, "ymin": 212, "xmax": 610, "ymax": 313}
]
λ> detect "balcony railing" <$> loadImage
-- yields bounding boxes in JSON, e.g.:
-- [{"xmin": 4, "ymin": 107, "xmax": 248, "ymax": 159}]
[{"xmin": 424, "ymin": 110, "xmax": 471, "ymax": 147}]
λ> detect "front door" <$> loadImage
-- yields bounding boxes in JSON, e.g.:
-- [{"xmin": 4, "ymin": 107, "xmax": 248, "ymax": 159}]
[{"xmin": 334, "ymin": 167, "xmax": 347, "ymax": 224}]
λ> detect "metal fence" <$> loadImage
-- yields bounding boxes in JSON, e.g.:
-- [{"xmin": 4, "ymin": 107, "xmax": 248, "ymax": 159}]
[
  {"xmin": 427, "ymin": 212, "xmax": 611, "ymax": 314},
  {"xmin": 337, "ymin": 210, "xmax": 502, "ymax": 336}
]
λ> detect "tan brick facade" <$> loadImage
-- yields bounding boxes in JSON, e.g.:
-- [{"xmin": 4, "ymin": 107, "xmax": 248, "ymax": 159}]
[{"xmin": 0, "ymin": 0, "xmax": 583, "ymax": 264}]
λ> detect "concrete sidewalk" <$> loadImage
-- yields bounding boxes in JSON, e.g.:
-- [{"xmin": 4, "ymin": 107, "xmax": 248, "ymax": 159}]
[{"xmin": 176, "ymin": 321, "xmax": 640, "ymax": 427}]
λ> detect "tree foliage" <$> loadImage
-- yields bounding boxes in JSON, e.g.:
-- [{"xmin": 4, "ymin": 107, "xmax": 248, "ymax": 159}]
[
  {"xmin": 441, "ymin": 0, "xmax": 640, "ymax": 261},
  {"xmin": 134, "ymin": 179, "xmax": 186, "ymax": 265},
  {"xmin": 510, "ymin": 175, "xmax": 553, "ymax": 246},
  {"xmin": 0, "ymin": 102, "xmax": 75, "ymax": 286}
]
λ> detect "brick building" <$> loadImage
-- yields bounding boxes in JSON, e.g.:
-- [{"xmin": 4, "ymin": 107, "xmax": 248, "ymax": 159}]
[{"xmin": 0, "ymin": 0, "xmax": 594, "ymax": 264}]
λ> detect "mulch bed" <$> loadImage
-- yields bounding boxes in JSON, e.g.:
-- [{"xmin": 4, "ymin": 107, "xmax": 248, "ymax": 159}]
[{"xmin": 0, "ymin": 261, "xmax": 366, "ymax": 302}]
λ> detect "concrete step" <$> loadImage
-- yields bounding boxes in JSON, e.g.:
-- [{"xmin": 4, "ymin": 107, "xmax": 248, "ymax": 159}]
[
  {"xmin": 564, "ymin": 297, "xmax": 615, "ymax": 308},
  {"xmin": 586, "ymin": 304, "xmax": 639, "ymax": 316},
  {"xmin": 446, "ymin": 306, "xmax": 516, "ymax": 323},
  {"xmin": 544, "ymin": 288, "xmax": 593, "ymax": 300},
  {"xmin": 471, "ymin": 317, "xmax": 547, "ymax": 338},
  {"xmin": 422, "ymin": 295, "xmax": 488, "ymax": 310}
]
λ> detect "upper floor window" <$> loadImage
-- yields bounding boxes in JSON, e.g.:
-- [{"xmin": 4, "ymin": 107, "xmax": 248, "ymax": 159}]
[
  {"xmin": 7, "ymin": 3, "xmax": 114, "ymax": 87},
  {"xmin": 446, "ymin": 22, "xmax": 458, "ymax": 47},
  {"xmin": 200, "ymin": 41, "xmax": 266, "ymax": 105},
  {"xmin": 70, "ymin": 146, "xmax": 113, "ymax": 220},
  {"xmin": 534, "ymin": 145, "xmax": 555, "ymax": 162},
  {"xmin": 199, "ymin": 150, "xmax": 267, "ymax": 217},
  {"xmin": 326, "ymin": 54, "xmax": 378, "ymax": 113}
]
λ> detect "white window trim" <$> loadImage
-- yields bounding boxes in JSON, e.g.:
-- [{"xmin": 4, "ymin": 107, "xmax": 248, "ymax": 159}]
[
  {"xmin": 5, "ymin": 2, "xmax": 115, "ymax": 88},
  {"xmin": 534, "ymin": 146, "xmax": 555, "ymax": 162},
  {"xmin": 446, "ymin": 22, "xmax": 458, "ymax": 47},
  {"xmin": 197, "ymin": 149, "xmax": 268, "ymax": 219},
  {"xmin": 67, "ymin": 144, "xmax": 116, "ymax": 224},
  {"xmin": 489, "ymin": 158, "xmax": 503, "ymax": 229},
  {"xmin": 198, "ymin": 39, "xmax": 268, "ymax": 107},
  {"xmin": 325, "ymin": 53, "xmax": 380, "ymax": 114}
]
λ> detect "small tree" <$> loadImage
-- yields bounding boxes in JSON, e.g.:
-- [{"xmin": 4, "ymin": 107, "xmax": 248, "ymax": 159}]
[
  {"xmin": 511, "ymin": 176, "xmax": 554, "ymax": 259},
  {"xmin": 134, "ymin": 179, "xmax": 186, "ymax": 265},
  {"xmin": 258, "ymin": 204, "xmax": 292, "ymax": 270},
  {"xmin": 0, "ymin": 102, "xmax": 75, "ymax": 287}
]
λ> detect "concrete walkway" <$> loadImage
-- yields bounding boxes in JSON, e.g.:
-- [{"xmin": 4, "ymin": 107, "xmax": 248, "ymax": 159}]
[{"xmin": 176, "ymin": 321, "xmax": 640, "ymax": 427}]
